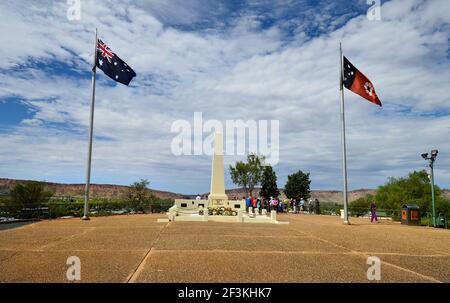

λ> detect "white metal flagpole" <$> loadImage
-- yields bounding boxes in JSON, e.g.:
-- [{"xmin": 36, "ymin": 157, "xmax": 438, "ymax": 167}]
[
  {"xmin": 82, "ymin": 28, "xmax": 98, "ymax": 221},
  {"xmin": 339, "ymin": 42, "xmax": 350, "ymax": 225}
]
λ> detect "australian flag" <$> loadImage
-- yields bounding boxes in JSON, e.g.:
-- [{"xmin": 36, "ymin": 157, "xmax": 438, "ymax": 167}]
[{"xmin": 96, "ymin": 39, "xmax": 136, "ymax": 86}]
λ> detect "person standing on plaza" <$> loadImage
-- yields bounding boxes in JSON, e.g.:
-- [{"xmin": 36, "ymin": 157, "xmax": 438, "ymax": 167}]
[
  {"xmin": 300, "ymin": 198, "xmax": 305, "ymax": 212},
  {"xmin": 309, "ymin": 199, "xmax": 315, "ymax": 214},
  {"xmin": 314, "ymin": 198, "xmax": 320, "ymax": 215},
  {"xmin": 370, "ymin": 201, "xmax": 378, "ymax": 223},
  {"xmin": 278, "ymin": 198, "xmax": 283, "ymax": 213},
  {"xmin": 251, "ymin": 196, "xmax": 257, "ymax": 214},
  {"xmin": 246, "ymin": 195, "xmax": 252, "ymax": 212}
]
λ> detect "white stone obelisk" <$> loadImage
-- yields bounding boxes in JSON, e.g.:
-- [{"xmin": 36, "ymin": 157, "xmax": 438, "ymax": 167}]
[{"xmin": 208, "ymin": 132, "xmax": 228, "ymax": 206}]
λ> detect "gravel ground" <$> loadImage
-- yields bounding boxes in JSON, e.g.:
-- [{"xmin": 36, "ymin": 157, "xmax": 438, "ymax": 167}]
[{"xmin": 0, "ymin": 214, "xmax": 448, "ymax": 283}]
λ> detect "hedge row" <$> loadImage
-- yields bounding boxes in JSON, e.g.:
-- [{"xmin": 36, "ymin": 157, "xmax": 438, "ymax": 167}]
[{"xmin": 0, "ymin": 197, "xmax": 174, "ymax": 219}]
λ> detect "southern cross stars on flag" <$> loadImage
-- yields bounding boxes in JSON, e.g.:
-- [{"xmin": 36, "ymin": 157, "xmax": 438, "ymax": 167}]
[{"xmin": 96, "ymin": 39, "xmax": 136, "ymax": 86}]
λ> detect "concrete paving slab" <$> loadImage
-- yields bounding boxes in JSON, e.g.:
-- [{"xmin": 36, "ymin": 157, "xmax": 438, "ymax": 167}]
[
  {"xmin": 48, "ymin": 227, "xmax": 164, "ymax": 251},
  {"xmin": 0, "ymin": 250, "xmax": 19, "ymax": 263},
  {"xmin": 135, "ymin": 251, "xmax": 433, "ymax": 283},
  {"xmin": 0, "ymin": 214, "xmax": 448, "ymax": 283},
  {"xmin": 162, "ymin": 221, "xmax": 297, "ymax": 236},
  {"xmin": 41, "ymin": 214, "xmax": 165, "ymax": 228},
  {"xmin": 0, "ymin": 250, "xmax": 145, "ymax": 283},
  {"xmin": 154, "ymin": 234, "xmax": 346, "ymax": 252},
  {"xmin": 381, "ymin": 255, "xmax": 450, "ymax": 282},
  {"xmin": 287, "ymin": 215, "xmax": 449, "ymax": 256},
  {"xmin": 0, "ymin": 227, "xmax": 86, "ymax": 250}
]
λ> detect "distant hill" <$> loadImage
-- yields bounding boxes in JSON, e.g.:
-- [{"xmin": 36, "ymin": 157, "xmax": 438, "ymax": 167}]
[
  {"xmin": 1, "ymin": 178, "xmax": 448, "ymax": 203},
  {"xmin": 210, "ymin": 188, "xmax": 450, "ymax": 204},
  {"xmin": 444, "ymin": 190, "xmax": 450, "ymax": 199},
  {"xmin": 0, "ymin": 178, "xmax": 186, "ymax": 200},
  {"xmin": 206, "ymin": 188, "xmax": 377, "ymax": 204}
]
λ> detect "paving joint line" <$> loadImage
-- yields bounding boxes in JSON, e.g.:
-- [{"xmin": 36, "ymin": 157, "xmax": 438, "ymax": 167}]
[
  {"xmin": 0, "ymin": 248, "xmax": 148, "ymax": 253},
  {"xmin": 357, "ymin": 252, "xmax": 449, "ymax": 257},
  {"xmin": 148, "ymin": 249, "xmax": 450, "ymax": 258},
  {"xmin": 296, "ymin": 228, "xmax": 443, "ymax": 283},
  {"xmin": 149, "ymin": 249, "xmax": 358, "ymax": 255},
  {"xmin": 38, "ymin": 227, "xmax": 96, "ymax": 251},
  {"xmin": 0, "ymin": 251, "xmax": 21, "ymax": 264},
  {"xmin": 126, "ymin": 221, "xmax": 169, "ymax": 283}
]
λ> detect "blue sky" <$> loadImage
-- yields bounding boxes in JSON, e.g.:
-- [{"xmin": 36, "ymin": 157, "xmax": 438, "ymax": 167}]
[{"xmin": 0, "ymin": 0, "xmax": 449, "ymax": 195}]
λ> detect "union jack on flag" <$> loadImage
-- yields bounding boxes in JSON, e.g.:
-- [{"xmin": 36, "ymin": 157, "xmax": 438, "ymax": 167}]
[
  {"xmin": 95, "ymin": 38, "xmax": 136, "ymax": 86},
  {"xmin": 97, "ymin": 40, "xmax": 114, "ymax": 63}
]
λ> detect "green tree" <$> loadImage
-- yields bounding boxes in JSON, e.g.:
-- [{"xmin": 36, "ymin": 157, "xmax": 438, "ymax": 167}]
[
  {"xmin": 6, "ymin": 181, "xmax": 53, "ymax": 216},
  {"xmin": 375, "ymin": 170, "xmax": 439, "ymax": 212},
  {"xmin": 229, "ymin": 154, "xmax": 265, "ymax": 197},
  {"xmin": 284, "ymin": 170, "xmax": 311, "ymax": 200},
  {"xmin": 125, "ymin": 179, "xmax": 155, "ymax": 212},
  {"xmin": 435, "ymin": 196, "xmax": 450, "ymax": 219},
  {"xmin": 260, "ymin": 165, "xmax": 279, "ymax": 199},
  {"xmin": 349, "ymin": 194, "xmax": 374, "ymax": 217},
  {"xmin": 350, "ymin": 170, "xmax": 450, "ymax": 219}
]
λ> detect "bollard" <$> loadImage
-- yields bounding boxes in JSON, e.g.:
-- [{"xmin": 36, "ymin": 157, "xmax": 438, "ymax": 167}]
[
  {"xmin": 203, "ymin": 207, "xmax": 209, "ymax": 222},
  {"xmin": 271, "ymin": 210, "xmax": 277, "ymax": 222},
  {"xmin": 237, "ymin": 209, "xmax": 243, "ymax": 222}
]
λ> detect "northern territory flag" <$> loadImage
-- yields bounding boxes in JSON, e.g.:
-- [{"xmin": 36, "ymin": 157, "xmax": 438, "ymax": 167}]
[
  {"xmin": 96, "ymin": 39, "xmax": 136, "ymax": 86},
  {"xmin": 342, "ymin": 56, "xmax": 382, "ymax": 107}
]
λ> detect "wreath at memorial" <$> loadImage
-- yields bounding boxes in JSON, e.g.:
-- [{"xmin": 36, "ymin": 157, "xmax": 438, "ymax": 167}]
[{"xmin": 207, "ymin": 206, "xmax": 238, "ymax": 216}]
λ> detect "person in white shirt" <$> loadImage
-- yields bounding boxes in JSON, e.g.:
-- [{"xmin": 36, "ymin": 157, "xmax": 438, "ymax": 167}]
[
  {"xmin": 300, "ymin": 198, "xmax": 305, "ymax": 212},
  {"xmin": 196, "ymin": 194, "xmax": 201, "ymax": 200}
]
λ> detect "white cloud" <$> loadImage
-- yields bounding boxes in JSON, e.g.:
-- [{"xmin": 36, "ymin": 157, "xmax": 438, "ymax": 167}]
[{"xmin": 0, "ymin": 0, "xmax": 449, "ymax": 195}]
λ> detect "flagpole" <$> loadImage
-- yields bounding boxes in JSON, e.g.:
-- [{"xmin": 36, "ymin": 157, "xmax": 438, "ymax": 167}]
[
  {"xmin": 82, "ymin": 28, "xmax": 98, "ymax": 221},
  {"xmin": 339, "ymin": 42, "xmax": 350, "ymax": 225}
]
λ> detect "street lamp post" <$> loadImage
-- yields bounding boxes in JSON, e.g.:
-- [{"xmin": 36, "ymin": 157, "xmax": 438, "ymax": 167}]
[
  {"xmin": 421, "ymin": 150, "xmax": 438, "ymax": 227},
  {"xmin": 430, "ymin": 162, "xmax": 436, "ymax": 227}
]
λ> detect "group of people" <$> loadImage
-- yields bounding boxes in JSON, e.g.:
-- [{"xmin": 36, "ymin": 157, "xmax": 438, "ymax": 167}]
[
  {"xmin": 197, "ymin": 193, "xmax": 379, "ymax": 223},
  {"xmin": 195, "ymin": 193, "xmax": 321, "ymax": 215},
  {"xmin": 287, "ymin": 198, "xmax": 320, "ymax": 214},
  {"xmin": 243, "ymin": 196, "xmax": 320, "ymax": 214}
]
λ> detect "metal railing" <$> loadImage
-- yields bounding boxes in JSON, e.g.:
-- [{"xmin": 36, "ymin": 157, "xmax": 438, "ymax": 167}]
[{"xmin": 1, "ymin": 202, "xmax": 448, "ymax": 229}]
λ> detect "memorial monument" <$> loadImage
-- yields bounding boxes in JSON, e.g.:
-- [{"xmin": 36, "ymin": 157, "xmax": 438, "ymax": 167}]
[
  {"xmin": 163, "ymin": 133, "xmax": 287, "ymax": 224},
  {"xmin": 208, "ymin": 132, "xmax": 228, "ymax": 206}
]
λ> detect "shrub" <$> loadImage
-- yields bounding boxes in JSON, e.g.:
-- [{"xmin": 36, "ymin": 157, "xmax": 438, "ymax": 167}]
[
  {"xmin": 6, "ymin": 181, "xmax": 53, "ymax": 218},
  {"xmin": 124, "ymin": 179, "xmax": 159, "ymax": 212},
  {"xmin": 349, "ymin": 195, "xmax": 373, "ymax": 217},
  {"xmin": 348, "ymin": 170, "xmax": 450, "ymax": 224},
  {"xmin": 375, "ymin": 170, "xmax": 439, "ymax": 212}
]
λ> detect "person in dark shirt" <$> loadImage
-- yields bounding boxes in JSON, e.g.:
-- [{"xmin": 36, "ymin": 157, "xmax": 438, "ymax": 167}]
[
  {"xmin": 370, "ymin": 201, "xmax": 378, "ymax": 223},
  {"xmin": 314, "ymin": 199, "xmax": 320, "ymax": 215}
]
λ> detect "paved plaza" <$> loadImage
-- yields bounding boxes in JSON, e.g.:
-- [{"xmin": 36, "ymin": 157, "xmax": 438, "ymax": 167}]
[{"xmin": 0, "ymin": 214, "xmax": 449, "ymax": 283}]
